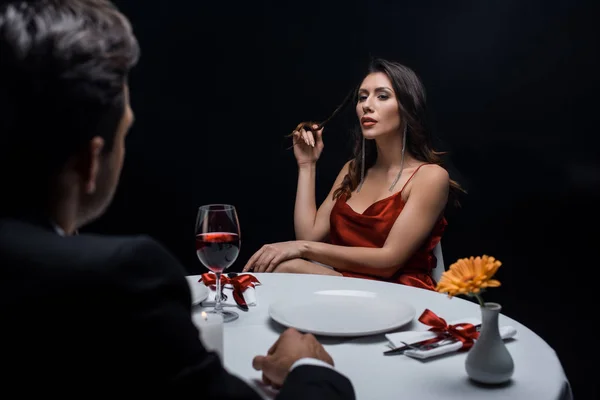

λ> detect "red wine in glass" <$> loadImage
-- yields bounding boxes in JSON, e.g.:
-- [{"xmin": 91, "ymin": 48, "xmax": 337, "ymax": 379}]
[
  {"xmin": 195, "ymin": 204, "xmax": 241, "ymax": 322},
  {"xmin": 195, "ymin": 232, "xmax": 240, "ymax": 273}
]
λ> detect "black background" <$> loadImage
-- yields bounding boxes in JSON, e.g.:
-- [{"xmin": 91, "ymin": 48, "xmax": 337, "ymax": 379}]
[{"xmin": 88, "ymin": 0, "xmax": 598, "ymax": 397}]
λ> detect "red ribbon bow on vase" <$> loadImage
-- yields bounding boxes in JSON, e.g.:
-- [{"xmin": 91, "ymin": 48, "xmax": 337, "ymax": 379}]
[
  {"xmin": 200, "ymin": 273, "xmax": 260, "ymax": 306},
  {"xmin": 418, "ymin": 309, "xmax": 480, "ymax": 351}
]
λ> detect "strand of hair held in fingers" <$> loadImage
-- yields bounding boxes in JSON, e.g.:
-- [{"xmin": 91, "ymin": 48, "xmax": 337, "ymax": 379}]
[{"xmin": 287, "ymin": 87, "xmax": 357, "ymax": 147}]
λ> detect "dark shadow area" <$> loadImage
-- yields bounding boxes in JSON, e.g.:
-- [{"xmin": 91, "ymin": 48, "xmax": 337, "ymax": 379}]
[{"xmin": 85, "ymin": 0, "xmax": 598, "ymax": 397}]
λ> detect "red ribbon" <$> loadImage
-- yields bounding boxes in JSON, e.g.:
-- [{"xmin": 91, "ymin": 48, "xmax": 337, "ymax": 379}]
[
  {"xmin": 200, "ymin": 273, "xmax": 260, "ymax": 305},
  {"xmin": 418, "ymin": 309, "xmax": 480, "ymax": 351}
]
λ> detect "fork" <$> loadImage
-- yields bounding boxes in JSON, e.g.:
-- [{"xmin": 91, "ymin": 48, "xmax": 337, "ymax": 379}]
[{"xmin": 399, "ymin": 340, "xmax": 447, "ymax": 351}]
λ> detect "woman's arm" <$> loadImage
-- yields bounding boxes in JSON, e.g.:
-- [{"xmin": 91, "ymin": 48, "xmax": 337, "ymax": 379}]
[
  {"xmin": 300, "ymin": 165, "xmax": 449, "ymax": 278},
  {"xmin": 294, "ymin": 161, "xmax": 350, "ymax": 242}
]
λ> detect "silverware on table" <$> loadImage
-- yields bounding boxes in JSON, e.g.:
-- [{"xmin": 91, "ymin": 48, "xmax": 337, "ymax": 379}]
[{"xmin": 383, "ymin": 324, "xmax": 481, "ymax": 356}]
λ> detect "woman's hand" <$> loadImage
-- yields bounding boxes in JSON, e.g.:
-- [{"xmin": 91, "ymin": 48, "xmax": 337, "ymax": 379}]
[
  {"xmin": 243, "ymin": 241, "xmax": 306, "ymax": 273},
  {"xmin": 292, "ymin": 124, "xmax": 324, "ymax": 166}
]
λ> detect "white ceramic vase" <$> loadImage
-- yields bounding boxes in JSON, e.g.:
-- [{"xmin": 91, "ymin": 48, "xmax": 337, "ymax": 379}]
[{"xmin": 465, "ymin": 302, "xmax": 514, "ymax": 384}]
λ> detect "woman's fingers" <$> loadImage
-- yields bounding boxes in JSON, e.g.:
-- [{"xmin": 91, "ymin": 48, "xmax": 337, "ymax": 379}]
[
  {"xmin": 307, "ymin": 131, "xmax": 315, "ymax": 147},
  {"xmin": 253, "ymin": 250, "xmax": 271, "ymax": 272},
  {"xmin": 314, "ymin": 125, "xmax": 324, "ymax": 143},
  {"xmin": 266, "ymin": 255, "xmax": 284, "ymax": 273},
  {"xmin": 261, "ymin": 253, "xmax": 279, "ymax": 273},
  {"xmin": 243, "ymin": 247, "xmax": 266, "ymax": 272},
  {"xmin": 291, "ymin": 130, "xmax": 302, "ymax": 147},
  {"xmin": 299, "ymin": 128, "xmax": 311, "ymax": 147},
  {"xmin": 293, "ymin": 123, "xmax": 319, "ymax": 148}
]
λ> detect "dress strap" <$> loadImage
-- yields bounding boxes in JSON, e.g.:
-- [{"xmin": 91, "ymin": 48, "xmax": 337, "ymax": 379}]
[{"xmin": 399, "ymin": 164, "xmax": 428, "ymax": 194}]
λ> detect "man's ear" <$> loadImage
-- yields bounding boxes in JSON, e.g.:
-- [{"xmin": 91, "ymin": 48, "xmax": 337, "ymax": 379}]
[{"xmin": 83, "ymin": 137, "xmax": 105, "ymax": 194}]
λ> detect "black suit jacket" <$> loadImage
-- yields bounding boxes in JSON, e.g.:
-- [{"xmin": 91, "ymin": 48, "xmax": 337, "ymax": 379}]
[{"xmin": 0, "ymin": 218, "xmax": 354, "ymax": 399}]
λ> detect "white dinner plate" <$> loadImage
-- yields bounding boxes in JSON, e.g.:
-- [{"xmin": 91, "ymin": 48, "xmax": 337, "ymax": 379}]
[
  {"xmin": 186, "ymin": 276, "xmax": 209, "ymax": 305},
  {"xmin": 268, "ymin": 289, "xmax": 415, "ymax": 336}
]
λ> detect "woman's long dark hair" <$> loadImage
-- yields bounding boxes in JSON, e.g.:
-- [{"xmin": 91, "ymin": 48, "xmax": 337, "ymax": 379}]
[{"xmin": 295, "ymin": 58, "xmax": 465, "ymax": 206}]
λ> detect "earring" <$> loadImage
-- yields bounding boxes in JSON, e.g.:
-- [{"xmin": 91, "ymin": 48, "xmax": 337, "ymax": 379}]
[
  {"xmin": 388, "ymin": 124, "xmax": 407, "ymax": 192},
  {"xmin": 356, "ymin": 136, "xmax": 366, "ymax": 192}
]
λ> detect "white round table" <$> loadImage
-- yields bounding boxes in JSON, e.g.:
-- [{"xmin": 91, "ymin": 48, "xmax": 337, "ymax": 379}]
[{"xmin": 189, "ymin": 273, "xmax": 572, "ymax": 400}]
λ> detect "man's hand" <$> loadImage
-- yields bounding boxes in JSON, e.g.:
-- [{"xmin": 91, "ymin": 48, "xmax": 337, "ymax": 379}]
[{"xmin": 252, "ymin": 328, "xmax": 334, "ymax": 388}]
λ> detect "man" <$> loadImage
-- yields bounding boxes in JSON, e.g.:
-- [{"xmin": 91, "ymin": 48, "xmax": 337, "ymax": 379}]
[{"xmin": 0, "ymin": 1, "xmax": 355, "ymax": 398}]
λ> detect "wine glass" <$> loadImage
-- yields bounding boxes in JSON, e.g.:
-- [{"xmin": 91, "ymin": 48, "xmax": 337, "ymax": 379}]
[{"xmin": 195, "ymin": 204, "xmax": 241, "ymax": 322}]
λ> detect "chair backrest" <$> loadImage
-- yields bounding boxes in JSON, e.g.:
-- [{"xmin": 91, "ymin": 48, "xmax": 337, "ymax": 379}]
[{"xmin": 432, "ymin": 242, "xmax": 445, "ymax": 282}]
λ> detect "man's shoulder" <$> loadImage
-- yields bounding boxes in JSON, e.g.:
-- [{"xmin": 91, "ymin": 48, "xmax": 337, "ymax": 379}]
[{"xmin": 0, "ymin": 218, "xmax": 183, "ymax": 278}]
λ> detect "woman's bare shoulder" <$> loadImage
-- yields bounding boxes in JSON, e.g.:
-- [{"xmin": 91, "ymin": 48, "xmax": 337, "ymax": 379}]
[{"xmin": 413, "ymin": 164, "xmax": 450, "ymax": 190}]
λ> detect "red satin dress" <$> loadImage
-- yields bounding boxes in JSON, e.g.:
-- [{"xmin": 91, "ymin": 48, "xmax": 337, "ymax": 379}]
[{"xmin": 328, "ymin": 164, "xmax": 447, "ymax": 291}]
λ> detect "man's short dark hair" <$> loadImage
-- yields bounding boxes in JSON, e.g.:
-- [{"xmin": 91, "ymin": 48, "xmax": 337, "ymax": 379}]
[{"xmin": 0, "ymin": 0, "xmax": 139, "ymax": 212}]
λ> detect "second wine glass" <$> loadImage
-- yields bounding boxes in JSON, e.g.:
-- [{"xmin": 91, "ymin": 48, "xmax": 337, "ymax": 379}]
[{"xmin": 195, "ymin": 204, "xmax": 241, "ymax": 322}]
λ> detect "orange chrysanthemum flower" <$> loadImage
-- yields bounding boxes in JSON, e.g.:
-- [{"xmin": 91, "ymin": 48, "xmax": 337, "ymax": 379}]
[{"xmin": 436, "ymin": 255, "xmax": 501, "ymax": 305}]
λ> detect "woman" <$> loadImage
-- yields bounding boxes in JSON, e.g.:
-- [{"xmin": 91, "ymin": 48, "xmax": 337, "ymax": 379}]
[{"xmin": 243, "ymin": 58, "xmax": 464, "ymax": 290}]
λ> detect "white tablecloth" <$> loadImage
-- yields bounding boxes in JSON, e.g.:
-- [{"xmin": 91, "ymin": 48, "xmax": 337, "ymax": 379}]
[{"xmin": 189, "ymin": 273, "xmax": 572, "ymax": 400}]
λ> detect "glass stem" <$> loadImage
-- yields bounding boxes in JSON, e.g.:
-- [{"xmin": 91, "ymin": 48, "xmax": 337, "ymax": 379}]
[{"xmin": 214, "ymin": 272, "xmax": 223, "ymax": 312}]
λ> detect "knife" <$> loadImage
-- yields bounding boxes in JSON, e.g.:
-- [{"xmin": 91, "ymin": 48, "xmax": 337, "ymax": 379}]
[
  {"xmin": 383, "ymin": 324, "xmax": 481, "ymax": 356},
  {"xmin": 228, "ymin": 273, "xmax": 249, "ymax": 311}
]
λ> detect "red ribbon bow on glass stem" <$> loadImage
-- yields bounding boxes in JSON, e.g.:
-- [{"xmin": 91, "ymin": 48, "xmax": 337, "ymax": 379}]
[{"xmin": 200, "ymin": 273, "xmax": 260, "ymax": 306}]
